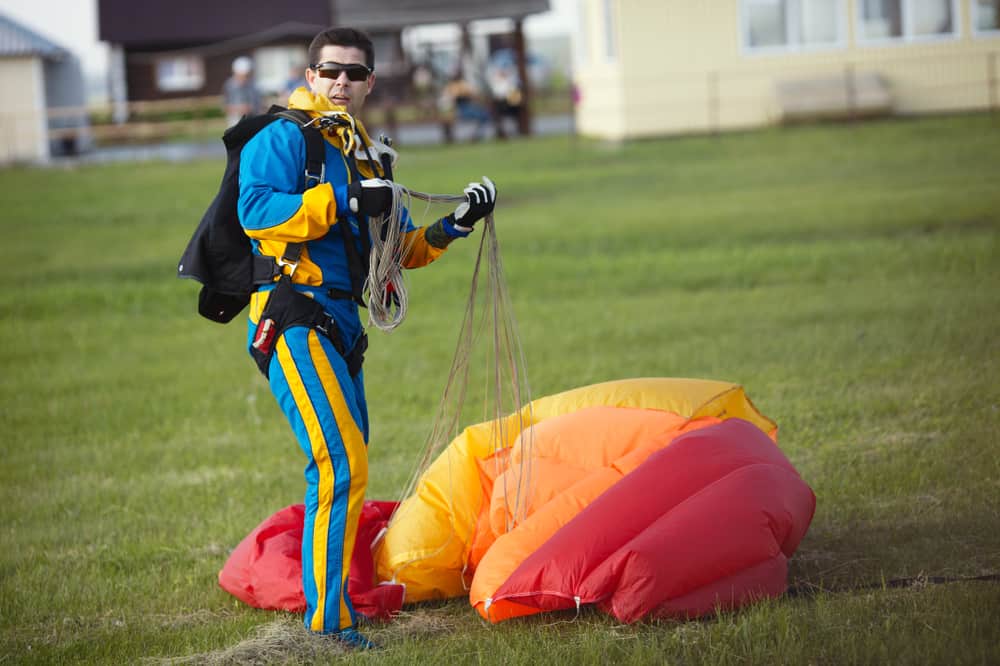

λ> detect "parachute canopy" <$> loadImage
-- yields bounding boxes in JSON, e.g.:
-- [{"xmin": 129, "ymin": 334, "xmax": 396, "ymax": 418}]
[
  {"xmin": 374, "ymin": 377, "xmax": 814, "ymax": 623},
  {"xmin": 220, "ymin": 378, "xmax": 814, "ymax": 624}
]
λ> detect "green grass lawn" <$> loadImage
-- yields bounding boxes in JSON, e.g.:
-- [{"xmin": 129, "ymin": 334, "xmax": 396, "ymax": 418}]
[{"xmin": 1, "ymin": 113, "xmax": 998, "ymax": 664}]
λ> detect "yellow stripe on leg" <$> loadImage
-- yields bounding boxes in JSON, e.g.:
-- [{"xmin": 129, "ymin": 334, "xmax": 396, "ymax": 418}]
[{"xmin": 307, "ymin": 331, "xmax": 369, "ymax": 630}]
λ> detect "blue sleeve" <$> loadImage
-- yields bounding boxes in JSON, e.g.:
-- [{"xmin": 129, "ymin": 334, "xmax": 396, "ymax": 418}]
[
  {"xmin": 402, "ymin": 205, "xmax": 416, "ymax": 232},
  {"xmin": 238, "ymin": 121, "xmax": 309, "ymax": 231},
  {"xmin": 441, "ymin": 216, "xmax": 470, "ymax": 237}
]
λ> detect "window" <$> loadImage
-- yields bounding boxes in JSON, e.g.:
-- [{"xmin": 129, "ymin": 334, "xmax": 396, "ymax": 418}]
[
  {"xmin": 858, "ymin": 0, "xmax": 958, "ymax": 41},
  {"xmin": 155, "ymin": 56, "xmax": 205, "ymax": 92},
  {"xmin": 974, "ymin": 0, "xmax": 1000, "ymax": 33},
  {"xmin": 254, "ymin": 46, "xmax": 308, "ymax": 96},
  {"xmin": 743, "ymin": 0, "xmax": 845, "ymax": 52},
  {"xmin": 747, "ymin": 0, "xmax": 787, "ymax": 47}
]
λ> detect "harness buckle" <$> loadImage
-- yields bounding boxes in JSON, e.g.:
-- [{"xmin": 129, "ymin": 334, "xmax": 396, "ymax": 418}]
[
  {"xmin": 276, "ymin": 255, "xmax": 299, "ymax": 277},
  {"xmin": 304, "ymin": 163, "xmax": 326, "ymax": 188}
]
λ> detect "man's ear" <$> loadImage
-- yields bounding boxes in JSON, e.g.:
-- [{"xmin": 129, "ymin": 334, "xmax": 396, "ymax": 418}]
[
  {"xmin": 305, "ymin": 67, "xmax": 317, "ymax": 91},
  {"xmin": 367, "ymin": 72, "xmax": 376, "ymax": 94}
]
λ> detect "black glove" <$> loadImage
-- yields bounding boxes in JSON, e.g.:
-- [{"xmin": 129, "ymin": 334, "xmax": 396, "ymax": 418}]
[
  {"xmin": 449, "ymin": 177, "xmax": 497, "ymax": 231},
  {"xmin": 348, "ymin": 178, "xmax": 393, "ymax": 217}
]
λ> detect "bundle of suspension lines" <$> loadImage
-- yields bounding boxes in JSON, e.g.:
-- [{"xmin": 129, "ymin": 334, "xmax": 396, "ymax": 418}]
[{"xmin": 366, "ymin": 183, "xmax": 536, "ymax": 549}]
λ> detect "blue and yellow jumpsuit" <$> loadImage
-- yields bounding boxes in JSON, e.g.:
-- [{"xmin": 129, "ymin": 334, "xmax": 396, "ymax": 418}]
[{"xmin": 237, "ymin": 89, "xmax": 467, "ymax": 634}]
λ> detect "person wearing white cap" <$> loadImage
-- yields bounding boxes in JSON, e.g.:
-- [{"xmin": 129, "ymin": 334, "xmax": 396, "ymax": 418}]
[{"xmin": 223, "ymin": 56, "xmax": 262, "ymax": 127}]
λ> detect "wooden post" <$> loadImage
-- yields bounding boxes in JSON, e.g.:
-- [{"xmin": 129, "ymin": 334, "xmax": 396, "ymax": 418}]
[
  {"xmin": 383, "ymin": 30, "xmax": 404, "ymax": 139},
  {"xmin": 513, "ymin": 18, "xmax": 533, "ymax": 136},
  {"xmin": 459, "ymin": 22, "xmax": 473, "ymax": 77}
]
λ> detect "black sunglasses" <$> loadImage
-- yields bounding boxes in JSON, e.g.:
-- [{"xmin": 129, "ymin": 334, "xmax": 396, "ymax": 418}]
[{"xmin": 311, "ymin": 61, "xmax": 372, "ymax": 82}]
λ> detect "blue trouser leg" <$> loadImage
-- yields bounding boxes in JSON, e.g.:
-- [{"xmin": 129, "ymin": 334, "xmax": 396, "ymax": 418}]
[{"xmin": 266, "ymin": 326, "xmax": 369, "ymax": 634}]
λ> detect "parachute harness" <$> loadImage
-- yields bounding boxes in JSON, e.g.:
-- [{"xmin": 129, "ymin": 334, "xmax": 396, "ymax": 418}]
[{"xmin": 304, "ymin": 110, "xmax": 359, "ymax": 154}]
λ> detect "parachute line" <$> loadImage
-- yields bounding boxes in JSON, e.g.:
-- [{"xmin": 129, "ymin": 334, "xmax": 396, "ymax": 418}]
[{"xmin": 376, "ymin": 187, "xmax": 534, "ymax": 575}]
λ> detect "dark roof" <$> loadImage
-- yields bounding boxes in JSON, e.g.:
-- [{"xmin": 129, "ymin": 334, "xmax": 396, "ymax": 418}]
[
  {"xmin": 98, "ymin": 0, "xmax": 331, "ymax": 47},
  {"xmin": 126, "ymin": 22, "xmax": 327, "ymax": 60},
  {"xmin": 0, "ymin": 12, "xmax": 69, "ymax": 59},
  {"xmin": 98, "ymin": 0, "xmax": 551, "ymax": 46},
  {"xmin": 337, "ymin": 0, "xmax": 551, "ymax": 29}
]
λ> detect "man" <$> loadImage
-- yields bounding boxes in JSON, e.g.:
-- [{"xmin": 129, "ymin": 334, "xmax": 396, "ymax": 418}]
[
  {"xmin": 237, "ymin": 27, "xmax": 496, "ymax": 649},
  {"xmin": 223, "ymin": 56, "xmax": 262, "ymax": 127}
]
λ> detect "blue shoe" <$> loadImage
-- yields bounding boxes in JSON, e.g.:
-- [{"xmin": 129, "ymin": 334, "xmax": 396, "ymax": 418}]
[{"xmin": 332, "ymin": 627, "xmax": 379, "ymax": 651}]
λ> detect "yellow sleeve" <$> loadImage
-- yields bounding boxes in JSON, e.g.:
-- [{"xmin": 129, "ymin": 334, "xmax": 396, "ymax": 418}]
[{"xmin": 401, "ymin": 226, "xmax": 448, "ymax": 268}]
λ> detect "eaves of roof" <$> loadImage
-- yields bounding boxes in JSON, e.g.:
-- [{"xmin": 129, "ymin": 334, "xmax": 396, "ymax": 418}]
[
  {"xmin": 126, "ymin": 21, "xmax": 327, "ymax": 61},
  {"xmin": 337, "ymin": 0, "xmax": 551, "ymax": 29},
  {"xmin": 0, "ymin": 12, "xmax": 69, "ymax": 60}
]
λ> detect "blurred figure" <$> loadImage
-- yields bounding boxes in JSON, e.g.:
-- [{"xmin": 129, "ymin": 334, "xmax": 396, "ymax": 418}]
[
  {"xmin": 223, "ymin": 56, "xmax": 262, "ymax": 126},
  {"xmin": 282, "ymin": 63, "xmax": 309, "ymax": 101},
  {"xmin": 439, "ymin": 73, "xmax": 491, "ymax": 141},
  {"xmin": 488, "ymin": 66, "xmax": 523, "ymax": 138},
  {"xmin": 410, "ymin": 62, "xmax": 436, "ymax": 116}
]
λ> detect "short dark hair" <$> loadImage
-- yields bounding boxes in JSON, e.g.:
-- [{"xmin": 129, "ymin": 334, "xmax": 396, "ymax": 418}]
[{"xmin": 308, "ymin": 28, "xmax": 375, "ymax": 70}]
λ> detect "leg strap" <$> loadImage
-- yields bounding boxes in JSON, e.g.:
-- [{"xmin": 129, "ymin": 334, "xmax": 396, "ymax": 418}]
[{"xmin": 250, "ymin": 277, "xmax": 366, "ymax": 378}]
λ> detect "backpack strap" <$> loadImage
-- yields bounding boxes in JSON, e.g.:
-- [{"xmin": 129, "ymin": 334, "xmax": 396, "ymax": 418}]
[
  {"xmin": 251, "ymin": 110, "xmax": 321, "ymax": 283},
  {"xmin": 276, "ymin": 109, "xmax": 326, "ymax": 189}
]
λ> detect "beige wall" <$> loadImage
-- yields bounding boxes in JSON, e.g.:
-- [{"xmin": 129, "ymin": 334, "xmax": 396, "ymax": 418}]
[
  {"xmin": 0, "ymin": 57, "xmax": 48, "ymax": 164},
  {"xmin": 574, "ymin": 0, "xmax": 1000, "ymax": 139}
]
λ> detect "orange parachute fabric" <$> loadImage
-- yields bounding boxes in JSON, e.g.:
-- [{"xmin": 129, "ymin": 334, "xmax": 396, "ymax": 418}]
[
  {"xmin": 473, "ymin": 418, "xmax": 815, "ymax": 623},
  {"xmin": 374, "ymin": 378, "xmax": 787, "ymax": 607},
  {"xmin": 467, "ymin": 405, "xmax": 723, "ymax": 619}
]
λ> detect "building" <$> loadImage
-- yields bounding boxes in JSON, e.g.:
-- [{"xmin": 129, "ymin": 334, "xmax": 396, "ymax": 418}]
[
  {"xmin": 573, "ymin": 0, "xmax": 1000, "ymax": 140},
  {"xmin": 97, "ymin": 0, "xmax": 548, "ymax": 120},
  {"xmin": 98, "ymin": 0, "xmax": 331, "ymax": 106},
  {"xmin": 0, "ymin": 12, "xmax": 90, "ymax": 164}
]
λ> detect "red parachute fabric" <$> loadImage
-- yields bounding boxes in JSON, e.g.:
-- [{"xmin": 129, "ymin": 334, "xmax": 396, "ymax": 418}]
[
  {"xmin": 218, "ymin": 500, "xmax": 404, "ymax": 620},
  {"xmin": 481, "ymin": 419, "xmax": 815, "ymax": 623}
]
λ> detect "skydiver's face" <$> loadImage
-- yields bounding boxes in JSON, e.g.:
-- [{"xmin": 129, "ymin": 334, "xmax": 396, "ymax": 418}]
[{"xmin": 305, "ymin": 45, "xmax": 375, "ymax": 116}]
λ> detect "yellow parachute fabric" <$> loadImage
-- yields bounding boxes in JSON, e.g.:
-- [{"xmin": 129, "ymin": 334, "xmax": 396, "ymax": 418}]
[{"xmin": 373, "ymin": 377, "xmax": 777, "ymax": 602}]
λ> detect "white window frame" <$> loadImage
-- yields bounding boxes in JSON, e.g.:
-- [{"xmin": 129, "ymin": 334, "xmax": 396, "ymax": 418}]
[
  {"xmin": 740, "ymin": 0, "xmax": 849, "ymax": 55},
  {"xmin": 855, "ymin": 0, "xmax": 961, "ymax": 45},
  {"xmin": 972, "ymin": 0, "xmax": 1000, "ymax": 36},
  {"xmin": 602, "ymin": 0, "xmax": 619, "ymax": 63},
  {"xmin": 253, "ymin": 45, "xmax": 308, "ymax": 96},
  {"xmin": 155, "ymin": 55, "xmax": 205, "ymax": 92}
]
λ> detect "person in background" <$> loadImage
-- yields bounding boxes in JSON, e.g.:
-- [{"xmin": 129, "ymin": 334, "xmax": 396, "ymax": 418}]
[
  {"xmin": 223, "ymin": 56, "xmax": 262, "ymax": 127},
  {"xmin": 488, "ymin": 65, "xmax": 523, "ymax": 139},
  {"xmin": 439, "ymin": 72, "xmax": 491, "ymax": 141},
  {"xmin": 282, "ymin": 62, "xmax": 309, "ymax": 99}
]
